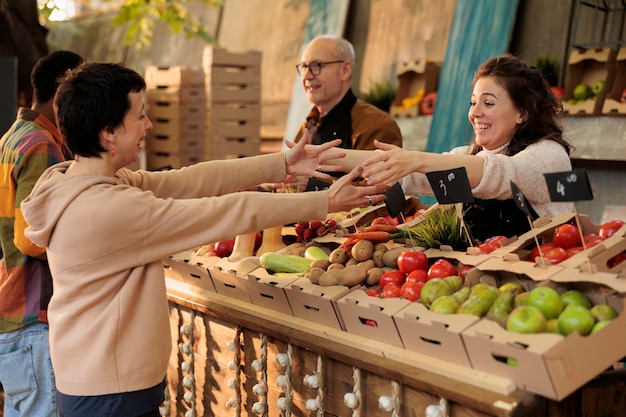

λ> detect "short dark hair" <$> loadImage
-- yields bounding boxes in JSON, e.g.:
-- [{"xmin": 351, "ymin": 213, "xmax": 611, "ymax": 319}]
[
  {"xmin": 54, "ymin": 62, "xmax": 146, "ymax": 158},
  {"xmin": 30, "ymin": 50, "xmax": 83, "ymax": 103}
]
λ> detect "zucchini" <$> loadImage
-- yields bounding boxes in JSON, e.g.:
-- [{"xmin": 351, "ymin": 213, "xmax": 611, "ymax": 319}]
[{"xmin": 260, "ymin": 252, "xmax": 312, "ymax": 274}]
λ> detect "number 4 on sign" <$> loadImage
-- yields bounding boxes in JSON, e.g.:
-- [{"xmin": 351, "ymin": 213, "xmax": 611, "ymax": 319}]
[{"xmin": 543, "ymin": 169, "xmax": 595, "ymax": 270}]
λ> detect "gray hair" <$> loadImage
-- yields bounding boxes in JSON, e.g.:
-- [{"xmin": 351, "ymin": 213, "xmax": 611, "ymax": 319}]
[{"xmin": 313, "ymin": 35, "xmax": 355, "ymax": 66}]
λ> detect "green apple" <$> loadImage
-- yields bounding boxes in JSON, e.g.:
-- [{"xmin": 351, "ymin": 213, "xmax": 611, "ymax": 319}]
[
  {"xmin": 526, "ymin": 286, "xmax": 563, "ymax": 320},
  {"xmin": 557, "ymin": 304, "xmax": 596, "ymax": 336},
  {"xmin": 589, "ymin": 304, "xmax": 618, "ymax": 322},
  {"xmin": 560, "ymin": 290, "xmax": 592, "ymax": 309},
  {"xmin": 590, "ymin": 320, "xmax": 612, "ymax": 334},
  {"xmin": 545, "ymin": 318, "xmax": 560, "ymax": 334},
  {"xmin": 573, "ymin": 83, "xmax": 593, "ymax": 100},
  {"xmin": 506, "ymin": 306, "xmax": 547, "ymax": 334},
  {"xmin": 592, "ymin": 80, "xmax": 605, "ymax": 96}
]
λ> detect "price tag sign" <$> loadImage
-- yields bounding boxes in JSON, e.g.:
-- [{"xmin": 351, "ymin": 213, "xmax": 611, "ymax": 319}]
[
  {"xmin": 384, "ymin": 182, "xmax": 407, "ymax": 218},
  {"xmin": 510, "ymin": 181, "xmax": 535, "ymax": 217},
  {"xmin": 543, "ymin": 169, "xmax": 593, "ymax": 202},
  {"xmin": 426, "ymin": 167, "xmax": 474, "ymax": 204},
  {"xmin": 305, "ymin": 177, "xmax": 332, "ymax": 192}
]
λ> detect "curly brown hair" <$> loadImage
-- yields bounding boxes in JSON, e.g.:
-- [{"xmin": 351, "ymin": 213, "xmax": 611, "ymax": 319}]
[{"xmin": 468, "ymin": 53, "xmax": 573, "ymax": 156}]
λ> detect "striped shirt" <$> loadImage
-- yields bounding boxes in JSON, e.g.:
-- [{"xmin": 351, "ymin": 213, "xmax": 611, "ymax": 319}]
[{"xmin": 0, "ymin": 108, "xmax": 68, "ymax": 332}]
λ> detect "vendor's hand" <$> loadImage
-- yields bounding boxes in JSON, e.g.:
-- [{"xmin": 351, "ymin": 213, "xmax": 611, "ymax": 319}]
[
  {"xmin": 362, "ymin": 140, "xmax": 419, "ymax": 185},
  {"xmin": 327, "ymin": 165, "xmax": 389, "ymax": 213},
  {"xmin": 284, "ymin": 128, "xmax": 346, "ymax": 181}
]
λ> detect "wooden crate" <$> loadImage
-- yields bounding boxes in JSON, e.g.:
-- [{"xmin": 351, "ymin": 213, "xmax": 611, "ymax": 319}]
[
  {"xmin": 204, "ymin": 136, "xmax": 260, "ymax": 161},
  {"xmin": 146, "ymin": 86, "xmax": 205, "ymax": 105},
  {"xmin": 145, "ymin": 65, "xmax": 204, "ymax": 88},
  {"xmin": 146, "ymin": 150, "xmax": 203, "ymax": 171},
  {"xmin": 146, "ymin": 132, "xmax": 203, "ymax": 154}
]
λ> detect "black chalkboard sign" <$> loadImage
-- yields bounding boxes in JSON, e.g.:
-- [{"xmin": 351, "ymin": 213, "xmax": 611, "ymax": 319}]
[
  {"xmin": 305, "ymin": 177, "xmax": 332, "ymax": 192},
  {"xmin": 426, "ymin": 167, "xmax": 474, "ymax": 204},
  {"xmin": 510, "ymin": 181, "xmax": 535, "ymax": 217},
  {"xmin": 543, "ymin": 169, "xmax": 593, "ymax": 202},
  {"xmin": 384, "ymin": 182, "xmax": 406, "ymax": 218}
]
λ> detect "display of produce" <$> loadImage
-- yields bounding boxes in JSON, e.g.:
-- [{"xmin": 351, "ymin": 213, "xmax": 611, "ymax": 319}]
[{"xmin": 169, "ymin": 207, "xmax": 626, "ymax": 402}]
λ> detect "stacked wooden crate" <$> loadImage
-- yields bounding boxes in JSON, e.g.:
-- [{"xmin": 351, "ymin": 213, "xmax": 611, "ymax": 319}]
[
  {"xmin": 144, "ymin": 66, "xmax": 206, "ymax": 170},
  {"xmin": 202, "ymin": 47, "xmax": 261, "ymax": 160}
]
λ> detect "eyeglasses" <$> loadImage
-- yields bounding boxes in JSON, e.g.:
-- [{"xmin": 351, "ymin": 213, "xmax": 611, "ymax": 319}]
[{"xmin": 295, "ymin": 60, "xmax": 345, "ymax": 76}]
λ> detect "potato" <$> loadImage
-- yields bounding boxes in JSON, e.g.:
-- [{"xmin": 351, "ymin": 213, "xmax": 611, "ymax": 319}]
[
  {"xmin": 382, "ymin": 247, "xmax": 406, "ymax": 268},
  {"xmin": 372, "ymin": 250, "xmax": 386, "ymax": 268},
  {"xmin": 327, "ymin": 263, "xmax": 345, "ymax": 271},
  {"xmin": 305, "ymin": 267, "xmax": 326, "ymax": 284},
  {"xmin": 351, "ymin": 240, "xmax": 374, "ymax": 262},
  {"xmin": 337, "ymin": 264, "xmax": 368, "ymax": 287},
  {"xmin": 310, "ymin": 259, "xmax": 330, "ymax": 270},
  {"xmin": 329, "ymin": 247, "xmax": 349, "ymax": 264},
  {"xmin": 373, "ymin": 243, "xmax": 388, "ymax": 253},
  {"xmin": 318, "ymin": 269, "xmax": 342, "ymax": 286},
  {"xmin": 345, "ymin": 258, "xmax": 359, "ymax": 267},
  {"xmin": 366, "ymin": 267, "xmax": 384, "ymax": 286}
]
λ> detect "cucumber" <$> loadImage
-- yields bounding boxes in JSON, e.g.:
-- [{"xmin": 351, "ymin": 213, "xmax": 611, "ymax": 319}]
[
  {"xmin": 260, "ymin": 252, "xmax": 312, "ymax": 274},
  {"xmin": 304, "ymin": 246, "xmax": 329, "ymax": 261}
]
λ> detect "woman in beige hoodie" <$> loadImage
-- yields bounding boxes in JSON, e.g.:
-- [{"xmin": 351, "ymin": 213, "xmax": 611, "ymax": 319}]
[{"xmin": 21, "ymin": 62, "xmax": 388, "ymax": 417}]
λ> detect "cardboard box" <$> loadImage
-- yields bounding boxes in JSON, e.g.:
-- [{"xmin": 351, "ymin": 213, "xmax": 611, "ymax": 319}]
[
  {"xmin": 162, "ymin": 251, "xmax": 216, "ymax": 293},
  {"xmin": 390, "ymin": 60, "xmax": 440, "ymax": 117},
  {"xmin": 208, "ymin": 258, "xmax": 258, "ymax": 303},
  {"xmin": 602, "ymin": 47, "xmax": 626, "ymax": 115},
  {"xmin": 460, "ymin": 258, "xmax": 626, "ymax": 401},
  {"xmin": 243, "ymin": 268, "xmax": 298, "ymax": 316},
  {"xmin": 284, "ymin": 277, "xmax": 352, "ymax": 330},
  {"xmin": 562, "ymin": 48, "xmax": 617, "ymax": 116},
  {"xmin": 336, "ymin": 289, "xmax": 410, "ymax": 348},
  {"xmin": 393, "ymin": 300, "xmax": 479, "ymax": 368},
  {"xmin": 145, "ymin": 65, "xmax": 205, "ymax": 88}
]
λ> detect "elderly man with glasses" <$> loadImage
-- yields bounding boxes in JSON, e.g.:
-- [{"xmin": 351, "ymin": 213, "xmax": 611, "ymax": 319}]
[{"xmin": 293, "ymin": 35, "xmax": 402, "ymax": 152}]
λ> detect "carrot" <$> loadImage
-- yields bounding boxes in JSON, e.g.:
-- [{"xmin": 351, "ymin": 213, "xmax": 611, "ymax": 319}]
[
  {"xmin": 340, "ymin": 237, "xmax": 359, "ymax": 250},
  {"xmin": 340, "ymin": 231, "xmax": 391, "ymax": 243},
  {"xmin": 360, "ymin": 224, "xmax": 399, "ymax": 233}
]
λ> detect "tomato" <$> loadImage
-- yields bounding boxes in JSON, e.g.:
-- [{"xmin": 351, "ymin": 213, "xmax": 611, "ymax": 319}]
[
  {"xmin": 406, "ymin": 269, "xmax": 428, "ymax": 284},
  {"xmin": 566, "ymin": 246, "xmax": 585, "ymax": 258},
  {"xmin": 553, "ymin": 224, "xmax": 581, "ymax": 249},
  {"xmin": 484, "ymin": 235, "xmax": 508, "ymax": 245},
  {"xmin": 478, "ymin": 241, "xmax": 500, "ymax": 254},
  {"xmin": 362, "ymin": 319, "xmax": 378, "ymax": 327},
  {"xmin": 397, "ymin": 251, "xmax": 428, "ymax": 274},
  {"xmin": 529, "ymin": 243, "xmax": 556, "ymax": 262},
  {"xmin": 214, "ymin": 238, "xmax": 235, "ymax": 257},
  {"xmin": 366, "ymin": 288, "xmax": 380, "ymax": 297},
  {"xmin": 427, "ymin": 259, "xmax": 458, "ymax": 280},
  {"xmin": 379, "ymin": 270, "xmax": 405, "ymax": 290},
  {"xmin": 254, "ymin": 232, "xmax": 263, "ymax": 251},
  {"xmin": 598, "ymin": 220, "xmax": 625, "ymax": 239},
  {"xmin": 381, "ymin": 284, "xmax": 402, "ymax": 298},
  {"xmin": 458, "ymin": 264, "xmax": 473, "ymax": 281},
  {"xmin": 542, "ymin": 247, "xmax": 569, "ymax": 264},
  {"xmin": 583, "ymin": 233, "xmax": 606, "ymax": 248},
  {"xmin": 400, "ymin": 281, "xmax": 424, "ymax": 302},
  {"xmin": 607, "ymin": 251, "xmax": 626, "ymax": 269}
]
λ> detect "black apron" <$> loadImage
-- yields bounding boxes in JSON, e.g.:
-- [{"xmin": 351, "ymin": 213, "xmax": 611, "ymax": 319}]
[{"xmin": 463, "ymin": 198, "xmax": 539, "ymax": 242}]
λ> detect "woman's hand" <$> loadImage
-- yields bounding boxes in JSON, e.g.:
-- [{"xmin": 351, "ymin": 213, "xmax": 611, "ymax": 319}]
[
  {"xmin": 327, "ymin": 165, "xmax": 389, "ymax": 213},
  {"xmin": 284, "ymin": 128, "xmax": 346, "ymax": 181},
  {"xmin": 361, "ymin": 140, "xmax": 420, "ymax": 185}
]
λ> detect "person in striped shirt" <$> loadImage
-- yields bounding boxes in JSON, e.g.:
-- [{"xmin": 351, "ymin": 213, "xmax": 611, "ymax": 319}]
[{"xmin": 0, "ymin": 49, "xmax": 83, "ymax": 417}]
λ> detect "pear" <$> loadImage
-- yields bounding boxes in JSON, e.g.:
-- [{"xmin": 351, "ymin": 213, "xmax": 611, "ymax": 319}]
[
  {"xmin": 498, "ymin": 282, "xmax": 525, "ymax": 295},
  {"xmin": 429, "ymin": 286, "xmax": 470, "ymax": 314},
  {"xmin": 457, "ymin": 285, "xmax": 499, "ymax": 316},
  {"xmin": 420, "ymin": 277, "xmax": 456, "ymax": 307}
]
